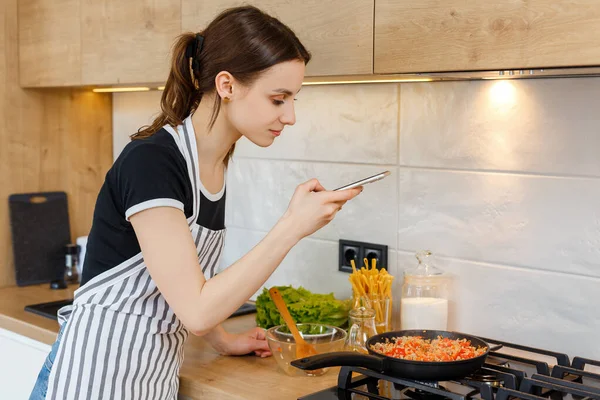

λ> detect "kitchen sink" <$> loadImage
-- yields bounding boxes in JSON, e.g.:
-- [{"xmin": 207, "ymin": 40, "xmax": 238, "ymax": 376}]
[{"xmin": 25, "ymin": 299, "xmax": 257, "ymax": 321}]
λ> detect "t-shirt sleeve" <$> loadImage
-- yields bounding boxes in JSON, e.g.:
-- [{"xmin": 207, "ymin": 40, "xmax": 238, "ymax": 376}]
[{"xmin": 117, "ymin": 143, "xmax": 189, "ymax": 221}]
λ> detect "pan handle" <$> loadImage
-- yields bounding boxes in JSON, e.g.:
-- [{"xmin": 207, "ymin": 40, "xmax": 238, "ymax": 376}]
[{"xmin": 291, "ymin": 351, "xmax": 386, "ymax": 372}]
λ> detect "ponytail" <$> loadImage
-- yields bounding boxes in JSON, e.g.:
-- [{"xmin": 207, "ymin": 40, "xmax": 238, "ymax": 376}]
[{"xmin": 132, "ymin": 33, "xmax": 200, "ymax": 139}]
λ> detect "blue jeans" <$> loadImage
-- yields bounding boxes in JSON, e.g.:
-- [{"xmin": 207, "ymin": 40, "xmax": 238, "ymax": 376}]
[{"xmin": 29, "ymin": 324, "xmax": 65, "ymax": 400}]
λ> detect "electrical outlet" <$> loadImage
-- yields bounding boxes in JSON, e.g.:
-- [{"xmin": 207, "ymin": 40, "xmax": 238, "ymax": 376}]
[
  {"xmin": 339, "ymin": 239, "xmax": 361, "ymax": 273},
  {"xmin": 364, "ymin": 243, "xmax": 388, "ymax": 271},
  {"xmin": 339, "ymin": 239, "xmax": 388, "ymax": 273}
]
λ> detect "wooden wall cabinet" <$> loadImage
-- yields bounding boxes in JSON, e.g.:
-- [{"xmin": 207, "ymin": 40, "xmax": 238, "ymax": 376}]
[
  {"xmin": 19, "ymin": 0, "xmax": 181, "ymax": 87},
  {"xmin": 18, "ymin": 0, "xmax": 81, "ymax": 87},
  {"xmin": 374, "ymin": 0, "xmax": 600, "ymax": 74},
  {"xmin": 182, "ymin": 0, "xmax": 374, "ymax": 77},
  {"xmin": 19, "ymin": 0, "xmax": 374, "ymax": 87},
  {"xmin": 17, "ymin": 0, "xmax": 600, "ymax": 86},
  {"xmin": 80, "ymin": 0, "xmax": 181, "ymax": 85}
]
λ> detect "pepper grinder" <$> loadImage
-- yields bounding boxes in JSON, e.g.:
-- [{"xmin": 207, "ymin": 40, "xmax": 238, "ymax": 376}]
[{"xmin": 64, "ymin": 243, "xmax": 80, "ymax": 284}]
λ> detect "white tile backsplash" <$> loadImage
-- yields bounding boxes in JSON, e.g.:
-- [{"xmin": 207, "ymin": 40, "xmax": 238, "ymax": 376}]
[
  {"xmin": 400, "ymin": 79, "xmax": 600, "ymax": 176},
  {"xmin": 113, "ymin": 77, "xmax": 600, "ymax": 358},
  {"xmin": 225, "ymin": 158, "xmax": 398, "ymax": 248},
  {"xmin": 396, "ymin": 251, "xmax": 600, "ymax": 360},
  {"xmin": 220, "ymin": 227, "xmax": 398, "ymax": 302},
  {"xmin": 112, "ymin": 91, "xmax": 162, "ymax": 159},
  {"xmin": 397, "ymin": 169, "xmax": 600, "ymax": 277},
  {"xmin": 234, "ymin": 83, "xmax": 399, "ymax": 164}
]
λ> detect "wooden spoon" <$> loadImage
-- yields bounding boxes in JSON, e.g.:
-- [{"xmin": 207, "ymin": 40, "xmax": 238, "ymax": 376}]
[{"xmin": 268, "ymin": 287, "xmax": 319, "ymax": 361}]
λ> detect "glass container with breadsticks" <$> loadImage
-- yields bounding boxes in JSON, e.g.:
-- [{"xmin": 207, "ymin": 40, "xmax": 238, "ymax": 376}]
[{"xmin": 348, "ymin": 258, "xmax": 394, "ymax": 334}]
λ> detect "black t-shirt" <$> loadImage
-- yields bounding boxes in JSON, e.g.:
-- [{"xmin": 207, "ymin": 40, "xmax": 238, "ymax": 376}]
[{"xmin": 80, "ymin": 128, "xmax": 226, "ymax": 286}]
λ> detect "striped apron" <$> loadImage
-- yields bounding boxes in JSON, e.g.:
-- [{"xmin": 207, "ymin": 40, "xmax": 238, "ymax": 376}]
[{"xmin": 45, "ymin": 116, "xmax": 227, "ymax": 400}]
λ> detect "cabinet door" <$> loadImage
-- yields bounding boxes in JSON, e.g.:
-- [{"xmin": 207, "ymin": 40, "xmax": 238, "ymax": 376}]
[
  {"xmin": 182, "ymin": 0, "xmax": 374, "ymax": 76},
  {"xmin": 375, "ymin": 0, "xmax": 600, "ymax": 74},
  {"xmin": 80, "ymin": 0, "xmax": 181, "ymax": 85},
  {"xmin": 18, "ymin": 0, "xmax": 81, "ymax": 87},
  {"xmin": 0, "ymin": 328, "xmax": 51, "ymax": 399}
]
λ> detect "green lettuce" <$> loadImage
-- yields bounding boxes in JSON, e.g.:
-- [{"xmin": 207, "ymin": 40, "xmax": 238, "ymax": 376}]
[{"xmin": 255, "ymin": 286, "xmax": 351, "ymax": 329}]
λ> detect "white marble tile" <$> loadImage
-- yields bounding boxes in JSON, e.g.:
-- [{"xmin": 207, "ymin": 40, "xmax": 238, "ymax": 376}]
[
  {"xmin": 111, "ymin": 91, "xmax": 163, "ymax": 160},
  {"xmin": 400, "ymin": 79, "xmax": 600, "ymax": 176},
  {"xmin": 398, "ymin": 169, "xmax": 600, "ymax": 277},
  {"xmin": 225, "ymin": 158, "xmax": 398, "ymax": 248},
  {"xmin": 219, "ymin": 227, "xmax": 398, "ymax": 301},
  {"xmin": 234, "ymin": 83, "xmax": 399, "ymax": 164},
  {"xmin": 395, "ymin": 251, "xmax": 600, "ymax": 360}
]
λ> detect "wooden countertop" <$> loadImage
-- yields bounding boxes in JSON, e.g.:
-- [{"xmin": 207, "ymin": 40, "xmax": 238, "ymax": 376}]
[
  {"xmin": 0, "ymin": 284, "xmax": 339, "ymax": 399},
  {"xmin": 0, "ymin": 284, "xmax": 77, "ymax": 344}
]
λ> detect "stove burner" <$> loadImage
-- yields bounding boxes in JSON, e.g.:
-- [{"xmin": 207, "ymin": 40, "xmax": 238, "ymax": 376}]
[
  {"xmin": 465, "ymin": 371, "xmax": 504, "ymax": 387},
  {"xmin": 415, "ymin": 381, "xmax": 441, "ymax": 389},
  {"xmin": 405, "ymin": 388, "xmax": 451, "ymax": 400}
]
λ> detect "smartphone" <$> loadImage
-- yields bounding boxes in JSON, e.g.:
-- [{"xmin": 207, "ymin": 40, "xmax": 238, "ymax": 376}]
[{"xmin": 333, "ymin": 171, "xmax": 391, "ymax": 191}]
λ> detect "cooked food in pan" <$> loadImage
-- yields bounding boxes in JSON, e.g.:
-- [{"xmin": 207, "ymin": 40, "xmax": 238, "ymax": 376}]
[{"xmin": 370, "ymin": 335, "xmax": 487, "ymax": 362}]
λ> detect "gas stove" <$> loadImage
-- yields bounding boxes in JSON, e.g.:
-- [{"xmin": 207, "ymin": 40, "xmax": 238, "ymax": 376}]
[{"xmin": 298, "ymin": 336, "xmax": 600, "ymax": 400}]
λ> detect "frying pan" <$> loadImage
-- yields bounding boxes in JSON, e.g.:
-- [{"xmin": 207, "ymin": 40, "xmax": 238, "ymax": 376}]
[{"xmin": 291, "ymin": 330, "xmax": 490, "ymax": 381}]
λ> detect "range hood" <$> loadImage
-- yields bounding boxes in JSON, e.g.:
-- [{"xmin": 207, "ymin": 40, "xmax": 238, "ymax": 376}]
[
  {"xmin": 302, "ymin": 66, "xmax": 600, "ymax": 86},
  {"xmin": 418, "ymin": 65, "xmax": 600, "ymax": 80}
]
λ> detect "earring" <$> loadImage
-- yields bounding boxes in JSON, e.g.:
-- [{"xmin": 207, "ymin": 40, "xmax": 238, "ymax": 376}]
[{"xmin": 223, "ymin": 96, "xmax": 230, "ymax": 103}]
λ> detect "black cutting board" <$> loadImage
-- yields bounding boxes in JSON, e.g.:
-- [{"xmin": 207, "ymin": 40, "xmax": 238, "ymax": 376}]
[{"xmin": 8, "ymin": 191, "xmax": 71, "ymax": 286}]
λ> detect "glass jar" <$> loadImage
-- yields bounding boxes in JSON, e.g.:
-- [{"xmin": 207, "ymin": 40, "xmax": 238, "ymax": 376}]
[
  {"xmin": 345, "ymin": 307, "xmax": 378, "ymax": 354},
  {"xmin": 353, "ymin": 295, "xmax": 392, "ymax": 334},
  {"xmin": 400, "ymin": 250, "xmax": 449, "ymax": 331}
]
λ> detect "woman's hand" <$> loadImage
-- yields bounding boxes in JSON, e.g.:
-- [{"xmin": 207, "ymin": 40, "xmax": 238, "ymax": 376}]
[
  {"xmin": 280, "ymin": 178, "xmax": 362, "ymax": 241},
  {"xmin": 207, "ymin": 326, "xmax": 272, "ymax": 358}
]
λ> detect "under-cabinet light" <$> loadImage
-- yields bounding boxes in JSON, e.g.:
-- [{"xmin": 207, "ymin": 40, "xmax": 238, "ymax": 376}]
[
  {"xmin": 92, "ymin": 87, "xmax": 151, "ymax": 93},
  {"xmin": 302, "ymin": 78, "xmax": 433, "ymax": 85}
]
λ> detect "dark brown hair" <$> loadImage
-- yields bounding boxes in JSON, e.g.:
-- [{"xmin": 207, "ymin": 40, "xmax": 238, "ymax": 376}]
[{"xmin": 132, "ymin": 5, "xmax": 311, "ymax": 165}]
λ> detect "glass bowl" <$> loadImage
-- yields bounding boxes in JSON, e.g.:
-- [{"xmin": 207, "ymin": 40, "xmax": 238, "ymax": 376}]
[{"xmin": 266, "ymin": 323, "xmax": 347, "ymax": 376}]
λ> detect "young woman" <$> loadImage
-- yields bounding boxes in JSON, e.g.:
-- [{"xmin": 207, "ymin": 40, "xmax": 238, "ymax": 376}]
[{"xmin": 29, "ymin": 5, "xmax": 361, "ymax": 400}]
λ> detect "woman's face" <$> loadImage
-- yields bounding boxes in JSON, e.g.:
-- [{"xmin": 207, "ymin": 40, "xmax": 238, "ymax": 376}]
[{"xmin": 227, "ymin": 60, "xmax": 305, "ymax": 147}]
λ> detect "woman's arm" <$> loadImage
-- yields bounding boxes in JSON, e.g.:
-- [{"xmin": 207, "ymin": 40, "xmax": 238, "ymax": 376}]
[{"xmin": 130, "ymin": 179, "xmax": 361, "ymax": 336}]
